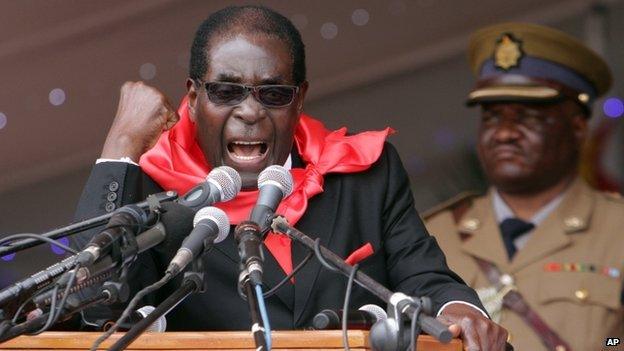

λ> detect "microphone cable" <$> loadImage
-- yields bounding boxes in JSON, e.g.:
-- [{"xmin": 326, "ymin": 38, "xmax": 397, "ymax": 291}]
[
  {"xmin": 262, "ymin": 250, "xmax": 314, "ymax": 298},
  {"xmin": 0, "ymin": 233, "xmax": 80, "ymax": 333},
  {"xmin": 31, "ymin": 261, "xmax": 80, "ymax": 335},
  {"xmin": 254, "ymin": 284, "xmax": 271, "ymax": 350},
  {"xmin": 0, "ymin": 233, "xmax": 78, "ymax": 255},
  {"xmin": 341, "ymin": 263, "xmax": 360, "ymax": 351},
  {"xmin": 308, "ymin": 237, "xmax": 366, "ymax": 351},
  {"xmin": 410, "ymin": 303, "xmax": 423, "ymax": 351},
  {"xmin": 89, "ymin": 272, "xmax": 173, "ymax": 351}
]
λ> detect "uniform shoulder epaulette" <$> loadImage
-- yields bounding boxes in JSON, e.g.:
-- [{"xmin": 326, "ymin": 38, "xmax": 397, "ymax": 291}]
[
  {"xmin": 422, "ymin": 191, "xmax": 481, "ymax": 221},
  {"xmin": 601, "ymin": 191, "xmax": 624, "ymax": 203}
]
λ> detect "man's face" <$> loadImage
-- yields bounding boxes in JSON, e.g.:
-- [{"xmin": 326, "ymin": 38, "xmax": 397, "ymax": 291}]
[
  {"xmin": 476, "ymin": 100, "xmax": 586, "ymax": 194},
  {"xmin": 187, "ymin": 33, "xmax": 307, "ymax": 185}
]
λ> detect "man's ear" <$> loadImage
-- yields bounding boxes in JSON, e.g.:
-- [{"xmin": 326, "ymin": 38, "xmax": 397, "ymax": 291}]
[
  {"xmin": 296, "ymin": 81, "xmax": 309, "ymax": 113},
  {"xmin": 186, "ymin": 78, "xmax": 198, "ymax": 122}
]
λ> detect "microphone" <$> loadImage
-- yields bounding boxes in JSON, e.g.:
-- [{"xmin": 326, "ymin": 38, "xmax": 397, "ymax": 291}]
[
  {"xmin": 76, "ymin": 202, "xmax": 195, "ymax": 283},
  {"xmin": 312, "ymin": 304, "xmax": 387, "ymax": 330},
  {"xmin": 76, "ymin": 204, "xmax": 150, "ymax": 266},
  {"xmin": 235, "ymin": 165, "xmax": 294, "ymax": 286},
  {"xmin": 166, "ymin": 206, "xmax": 230, "ymax": 276},
  {"xmin": 249, "ymin": 165, "xmax": 293, "ymax": 231},
  {"xmin": 104, "ymin": 306, "xmax": 167, "ymax": 333},
  {"xmin": 177, "ymin": 166, "xmax": 241, "ymax": 211}
]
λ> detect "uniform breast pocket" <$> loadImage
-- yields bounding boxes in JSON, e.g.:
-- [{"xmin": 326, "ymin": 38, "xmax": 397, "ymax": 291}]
[
  {"xmin": 538, "ymin": 271, "xmax": 622, "ymax": 347},
  {"xmin": 538, "ymin": 272, "xmax": 620, "ymax": 310}
]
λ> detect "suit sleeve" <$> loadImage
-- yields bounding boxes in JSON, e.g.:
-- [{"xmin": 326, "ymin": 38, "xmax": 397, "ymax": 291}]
[
  {"xmin": 380, "ymin": 143, "xmax": 485, "ymax": 313},
  {"xmin": 71, "ymin": 162, "xmax": 163, "ymax": 329}
]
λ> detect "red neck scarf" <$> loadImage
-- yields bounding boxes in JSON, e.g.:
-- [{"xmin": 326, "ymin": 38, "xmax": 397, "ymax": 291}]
[{"xmin": 140, "ymin": 97, "xmax": 393, "ymax": 275}]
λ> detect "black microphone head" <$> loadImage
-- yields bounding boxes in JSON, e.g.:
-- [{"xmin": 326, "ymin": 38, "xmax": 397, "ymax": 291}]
[
  {"xmin": 152, "ymin": 202, "xmax": 195, "ymax": 261},
  {"xmin": 207, "ymin": 166, "xmax": 242, "ymax": 201},
  {"xmin": 312, "ymin": 309, "xmax": 340, "ymax": 329},
  {"xmin": 258, "ymin": 165, "xmax": 293, "ymax": 197}
]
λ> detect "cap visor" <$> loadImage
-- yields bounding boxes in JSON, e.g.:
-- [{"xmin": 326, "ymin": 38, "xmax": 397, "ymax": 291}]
[{"xmin": 466, "ymin": 86, "xmax": 561, "ymax": 106}]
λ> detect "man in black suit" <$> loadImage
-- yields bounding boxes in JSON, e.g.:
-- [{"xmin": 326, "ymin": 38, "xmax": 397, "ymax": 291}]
[{"xmin": 74, "ymin": 5, "xmax": 507, "ymax": 349}]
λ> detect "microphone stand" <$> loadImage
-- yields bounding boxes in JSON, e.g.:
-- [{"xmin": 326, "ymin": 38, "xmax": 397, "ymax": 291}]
[
  {"xmin": 238, "ymin": 270, "xmax": 268, "ymax": 350},
  {"xmin": 0, "ymin": 191, "xmax": 177, "ymax": 257},
  {"xmin": 270, "ymin": 216, "xmax": 452, "ymax": 343},
  {"xmin": 107, "ymin": 258, "xmax": 207, "ymax": 351}
]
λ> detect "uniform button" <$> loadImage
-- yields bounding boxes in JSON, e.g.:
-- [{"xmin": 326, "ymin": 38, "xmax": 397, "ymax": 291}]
[
  {"xmin": 574, "ymin": 289, "xmax": 589, "ymax": 302},
  {"xmin": 106, "ymin": 192, "xmax": 118, "ymax": 202},
  {"xmin": 499, "ymin": 274, "xmax": 514, "ymax": 286},
  {"xmin": 555, "ymin": 345, "xmax": 567, "ymax": 351},
  {"xmin": 461, "ymin": 218, "xmax": 480, "ymax": 231},
  {"xmin": 108, "ymin": 181, "xmax": 120, "ymax": 192},
  {"xmin": 564, "ymin": 217, "xmax": 583, "ymax": 229},
  {"xmin": 105, "ymin": 202, "xmax": 116, "ymax": 213}
]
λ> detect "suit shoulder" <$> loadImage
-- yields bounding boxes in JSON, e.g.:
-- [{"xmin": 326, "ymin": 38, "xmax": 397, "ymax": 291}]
[{"xmin": 422, "ymin": 191, "xmax": 482, "ymax": 222}]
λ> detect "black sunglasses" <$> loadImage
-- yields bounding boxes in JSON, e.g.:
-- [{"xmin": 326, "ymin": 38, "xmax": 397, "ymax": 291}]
[{"xmin": 200, "ymin": 81, "xmax": 300, "ymax": 108}]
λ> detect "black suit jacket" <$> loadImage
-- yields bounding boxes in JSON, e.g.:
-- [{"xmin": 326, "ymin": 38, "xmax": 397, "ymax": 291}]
[{"xmin": 73, "ymin": 143, "xmax": 483, "ymax": 330}]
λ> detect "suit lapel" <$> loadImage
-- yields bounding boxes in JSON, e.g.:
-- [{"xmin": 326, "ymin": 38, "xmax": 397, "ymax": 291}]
[
  {"xmin": 292, "ymin": 175, "xmax": 341, "ymax": 325},
  {"xmin": 459, "ymin": 192, "xmax": 511, "ymax": 272}
]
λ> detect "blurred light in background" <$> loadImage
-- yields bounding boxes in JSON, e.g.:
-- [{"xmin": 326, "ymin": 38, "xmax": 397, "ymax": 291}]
[
  {"xmin": 50, "ymin": 237, "xmax": 70, "ymax": 255},
  {"xmin": 388, "ymin": 1, "xmax": 407, "ymax": 16},
  {"xmin": 291, "ymin": 14, "xmax": 308, "ymax": 30},
  {"xmin": 0, "ymin": 112, "xmax": 6, "ymax": 130},
  {"xmin": 320, "ymin": 22, "xmax": 338, "ymax": 40},
  {"xmin": 603, "ymin": 97, "xmax": 624, "ymax": 118},
  {"xmin": 1, "ymin": 253, "xmax": 16, "ymax": 262},
  {"xmin": 351, "ymin": 9, "xmax": 370, "ymax": 26},
  {"xmin": 48, "ymin": 88, "xmax": 66, "ymax": 106},
  {"xmin": 139, "ymin": 63, "xmax": 157, "ymax": 80}
]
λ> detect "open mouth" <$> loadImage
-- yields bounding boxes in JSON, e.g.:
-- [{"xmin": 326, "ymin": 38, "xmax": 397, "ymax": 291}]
[{"xmin": 227, "ymin": 141, "xmax": 268, "ymax": 161}]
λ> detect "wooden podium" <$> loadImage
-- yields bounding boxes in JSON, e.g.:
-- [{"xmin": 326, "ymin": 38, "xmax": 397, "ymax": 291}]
[{"xmin": 0, "ymin": 331, "xmax": 462, "ymax": 350}]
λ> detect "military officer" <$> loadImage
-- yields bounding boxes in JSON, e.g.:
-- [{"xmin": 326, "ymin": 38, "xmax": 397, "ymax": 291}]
[{"xmin": 425, "ymin": 22, "xmax": 624, "ymax": 351}]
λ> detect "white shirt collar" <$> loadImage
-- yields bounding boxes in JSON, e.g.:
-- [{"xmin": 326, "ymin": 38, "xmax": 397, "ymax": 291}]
[
  {"xmin": 284, "ymin": 154, "xmax": 292, "ymax": 170},
  {"xmin": 492, "ymin": 188, "xmax": 565, "ymax": 225}
]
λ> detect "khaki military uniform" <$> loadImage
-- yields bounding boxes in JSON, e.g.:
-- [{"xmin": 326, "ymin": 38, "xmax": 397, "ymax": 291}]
[{"xmin": 425, "ymin": 178, "xmax": 624, "ymax": 350}]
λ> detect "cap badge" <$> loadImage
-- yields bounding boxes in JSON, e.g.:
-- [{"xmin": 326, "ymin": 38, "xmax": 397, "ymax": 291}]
[{"xmin": 494, "ymin": 33, "xmax": 523, "ymax": 71}]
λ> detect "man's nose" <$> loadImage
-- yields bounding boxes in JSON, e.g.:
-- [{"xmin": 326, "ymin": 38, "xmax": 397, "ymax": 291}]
[
  {"xmin": 492, "ymin": 117, "xmax": 522, "ymax": 142},
  {"xmin": 232, "ymin": 94, "xmax": 267, "ymax": 125}
]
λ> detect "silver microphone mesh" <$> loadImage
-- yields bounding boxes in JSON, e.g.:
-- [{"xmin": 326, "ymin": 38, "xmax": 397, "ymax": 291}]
[
  {"xmin": 207, "ymin": 166, "xmax": 242, "ymax": 202},
  {"xmin": 193, "ymin": 206, "xmax": 230, "ymax": 244},
  {"xmin": 359, "ymin": 304, "xmax": 387, "ymax": 322},
  {"xmin": 257, "ymin": 165, "xmax": 293, "ymax": 197},
  {"xmin": 136, "ymin": 305, "xmax": 167, "ymax": 332}
]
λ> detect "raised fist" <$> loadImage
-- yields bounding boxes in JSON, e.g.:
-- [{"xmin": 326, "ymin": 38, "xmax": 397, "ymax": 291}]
[{"xmin": 101, "ymin": 81, "xmax": 179, "ymax": 161}]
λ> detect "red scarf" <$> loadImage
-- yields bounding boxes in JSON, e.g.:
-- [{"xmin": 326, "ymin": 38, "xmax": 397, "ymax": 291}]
[{"xmin": 140, "ymin": 97, "xmax": 393, "ymax": 275}]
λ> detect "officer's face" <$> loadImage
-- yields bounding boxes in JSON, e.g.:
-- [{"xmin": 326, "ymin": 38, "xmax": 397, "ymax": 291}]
[
  {"xmin": 477, "ymin": 101, "xmax": 587, "ymax": 194},
  {"xmin": 187, "ymin": 33, "xmax": 307, "ymax": 187}
]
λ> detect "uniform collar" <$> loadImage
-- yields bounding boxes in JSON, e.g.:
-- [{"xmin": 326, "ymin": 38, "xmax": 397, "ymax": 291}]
[{"xmin": 491, "ymin": 188, "xmax": 565, "ymax": 226}]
